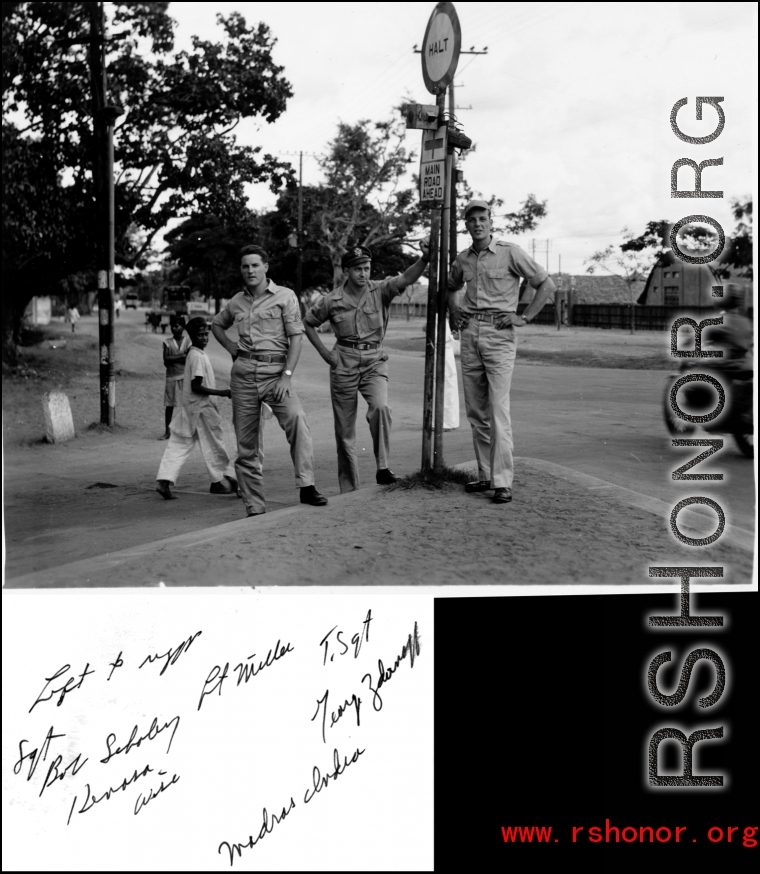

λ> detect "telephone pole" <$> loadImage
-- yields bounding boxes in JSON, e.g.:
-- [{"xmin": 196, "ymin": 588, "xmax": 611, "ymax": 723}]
[
  {"xmin": 297, "ymin": 151, "xmax": 303, "ymax": 298},
  {"xmin": 282, "ymin": 151, "xmax": 321, "ymax": 301},
  {"xmin": 88, "ymin": 1, "xmax": 122, "ymax": 425}
]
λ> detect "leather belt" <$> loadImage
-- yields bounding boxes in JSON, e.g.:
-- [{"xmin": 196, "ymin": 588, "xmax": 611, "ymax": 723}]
[
  {"xmin": 466, "ymin": 311, "xmax": 515, "ymax": 323},
  {"xmin": 337, "ymin": 339, "xmax": 382, "ymax": 350},
  {"xmin": 236, "ymin": 350, "xmax": 287, "ymax": 363}
]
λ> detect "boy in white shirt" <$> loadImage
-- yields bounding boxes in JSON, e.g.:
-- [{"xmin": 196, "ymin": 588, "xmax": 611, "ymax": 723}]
[{"xmin": 156, "ymin": 317, "xmax": 237, "ymax": 500}]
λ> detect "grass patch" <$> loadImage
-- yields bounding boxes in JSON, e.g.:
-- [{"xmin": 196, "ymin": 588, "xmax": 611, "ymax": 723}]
[
  {"xmin": 516, "ymin": 348, "xmax": 672, "ymax": 370},
  {"xmin": 382, "ymin": 335, "xmax": 672, "ymax": 370},
  {"xmin": 386, "ymin": 465, "xmax": 477, "ymax": 491}
]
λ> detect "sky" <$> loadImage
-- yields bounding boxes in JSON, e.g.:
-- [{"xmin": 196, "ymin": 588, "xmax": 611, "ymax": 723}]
[{"xmin": 164, "ymin": 1, "xmax": 757, "ymax": 276}]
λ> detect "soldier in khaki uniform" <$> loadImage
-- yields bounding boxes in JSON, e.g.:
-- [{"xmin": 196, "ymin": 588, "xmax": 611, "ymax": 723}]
[
  {"xmin": 211, "ymin": 245, "xmax": 327, "ymax": 517},
  {"xmin": 304, "ymin": 242, "xmax": 430, "ymax": 492},
  {"xmin": 448, "ymin": 201, "xmax": 556, "ymax": 503}
]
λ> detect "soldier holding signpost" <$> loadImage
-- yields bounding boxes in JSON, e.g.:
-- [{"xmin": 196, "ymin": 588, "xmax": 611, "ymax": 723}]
[{"xmin": 303, "ymin": 242, "xmax": 431, "ymax": 492}]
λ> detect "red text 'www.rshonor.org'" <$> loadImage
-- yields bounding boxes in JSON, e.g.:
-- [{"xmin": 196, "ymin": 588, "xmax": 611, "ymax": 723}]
[{"xmin": 500, "ymin": 823, "xmax": 758, "ymax": 847}]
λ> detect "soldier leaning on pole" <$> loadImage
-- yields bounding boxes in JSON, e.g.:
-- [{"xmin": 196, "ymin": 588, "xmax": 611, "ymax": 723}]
[
  {"xmin": 303, "ymin": 240, "xmax": 431, "ymax": 492},
  {"xmin": 448, "ymin": 200, "xmax": 556, "ymax": 503}
]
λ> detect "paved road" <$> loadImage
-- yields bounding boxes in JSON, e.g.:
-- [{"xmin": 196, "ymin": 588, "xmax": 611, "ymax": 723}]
[
  {"xmin": 5, "ymin": 309, "xmax": 752, "ymax": 579},
  {"xmin": 205, "ymin": 318, "xmax": 755, "ymax": 532}
]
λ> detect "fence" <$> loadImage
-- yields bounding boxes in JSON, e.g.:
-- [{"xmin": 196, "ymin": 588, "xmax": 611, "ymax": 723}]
[
  {"xmin": 389, "ymin": 302, "xmax": 730, "ymax": 331},
  {"xmin": 388, "ymin": 301, "xmax": 561, "ymax": 324}
]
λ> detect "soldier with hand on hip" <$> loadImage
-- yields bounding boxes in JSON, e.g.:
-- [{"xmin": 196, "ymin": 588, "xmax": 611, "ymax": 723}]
[
  {"xmin": 449, "ymin": 200, "xmax": 556, "ymax": 504},
  {"xmin": 304, "ymin": 241, "xmax": 430, "ymax": 492},
  {"xmin": 211, "ymin": 245, "xmax": 327, "ymax": 517}
]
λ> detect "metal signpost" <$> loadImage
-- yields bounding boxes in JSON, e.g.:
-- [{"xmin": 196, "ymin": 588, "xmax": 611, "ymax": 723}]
[{"xmin": 412, "ymin": 2, "xmax": 463, "ymax": 472}]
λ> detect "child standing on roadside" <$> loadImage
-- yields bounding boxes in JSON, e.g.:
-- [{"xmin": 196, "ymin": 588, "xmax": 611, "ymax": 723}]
[
  {"xmin": 160, "ymin": 316, "xmax": 191, "ymax": 439},
  {"xmin": 156, "ymin": 317, "xmax": 237, "ymax": 500},
  {"xmin": 67, "ymin": 305, "xmax": 80, "ymax": 334}
]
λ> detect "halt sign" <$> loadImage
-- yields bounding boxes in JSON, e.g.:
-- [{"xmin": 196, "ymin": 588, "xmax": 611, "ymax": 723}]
[
  {"xmin": 421, "ymin": 2, "xmax": 462, "ymax": 94},
  {"xmin": 419, "ymin": 123, "xmax": 448, "ymax": 207}
]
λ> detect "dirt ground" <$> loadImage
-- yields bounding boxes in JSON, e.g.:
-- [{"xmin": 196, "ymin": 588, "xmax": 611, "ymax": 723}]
[{"xmin": 2, "ymin": 313, "xmax": 753, "ymax": 587}]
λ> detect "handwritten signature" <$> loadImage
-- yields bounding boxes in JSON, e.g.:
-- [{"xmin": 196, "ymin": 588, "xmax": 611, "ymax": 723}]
[
  {"xmin": 100, "ymin": 715, "xmax": 181, "ymax": 763},
  {"xmin": 66, "ymin": 763, "xmax": 179, "ymax": 823},
  {"xmin": 218, "ymin": 747, "xmax": 365, "ymax": 866},
  {"xmin": 319, "ymin": 609, "xmax": 373, "ymax": 665},
  {"xmin": 198, "ymin": 639, "xmax": 294, "ymax": 711}
]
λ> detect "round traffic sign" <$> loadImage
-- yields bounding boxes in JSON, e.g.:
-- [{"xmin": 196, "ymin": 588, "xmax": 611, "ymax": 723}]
[{"xmin": 420, "ymin": 2, "xmax": 461, "ymax": 95}]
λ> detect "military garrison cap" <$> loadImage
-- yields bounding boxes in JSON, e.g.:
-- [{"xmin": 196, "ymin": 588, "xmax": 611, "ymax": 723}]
[
  {"xmin": 341, "ymin": 245, "xmax": 372, "ymax": 269},
  {"xmin": 463, "ymin": 199, "xmax": 491, "ymax": 219}
]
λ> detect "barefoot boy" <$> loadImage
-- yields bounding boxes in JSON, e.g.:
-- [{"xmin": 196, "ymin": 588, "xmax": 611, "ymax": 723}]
[
  {"xmin": 156, "ymin": 317, "xmax": 237, "ymax": 499},
  {"xmin": 160, "ymin": 316, "xmax": 191, "ymax": 439}
]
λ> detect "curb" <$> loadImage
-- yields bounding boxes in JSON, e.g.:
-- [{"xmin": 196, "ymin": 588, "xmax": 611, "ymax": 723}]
[
  {"xmin": 4, "ymin": 486, "xmax": 388, "ymax": 588},
  {"xmin": 5, "ymin": 458, "xmax": 753, "ymax": 587},
  {"xmin": 511, "ymin": 458, "xmax": 753, "ymax": 553}
]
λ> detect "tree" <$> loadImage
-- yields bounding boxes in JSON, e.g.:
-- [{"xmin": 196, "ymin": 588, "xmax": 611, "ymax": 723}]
[
  {"xmin": 717, "ymin": 197, "xmax": 752, "ymax": 280},
  {"xmin": 456, "ymin": 180, "xmax": 547, "ymax": 236},
  {"xmin": 257, "ymin": 184, "xmax": 418, "ymax": 294},
  {"xmin": 315, "ymin": 115, "xmax": 424, "ymax": 284},
  {"xmin": 585, "ymin": 229, "xmax": 662, "ymax": 334},
  {"xmin": 2, "ymin": 2, "xmax": 295, "ymax": 359},
  {"xmin": 620, "ymin": 220, "xmax": 669, "ymax": 252},
  {"xmin": 163, "ymin": 213, "xmax": 259, "ymax": 310}
]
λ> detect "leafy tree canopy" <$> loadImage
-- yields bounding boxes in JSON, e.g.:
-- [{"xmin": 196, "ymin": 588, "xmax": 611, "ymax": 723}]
[
  {"xmin": 620, "ymin": 203, "xmax": 752, "ymax": 280},
  {"xmin": 314, "ymin": 114, "xmax": 423, "ymax": 283},
  {"xmin": 2, "ymin": 1, "xmax": 295, "ymax": 354}
]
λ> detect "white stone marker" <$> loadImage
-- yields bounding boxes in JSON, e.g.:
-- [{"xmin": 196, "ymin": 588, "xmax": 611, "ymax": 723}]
[{"xmin": 42, "ymin": 390, "xmax": 76, "ymax": 443}]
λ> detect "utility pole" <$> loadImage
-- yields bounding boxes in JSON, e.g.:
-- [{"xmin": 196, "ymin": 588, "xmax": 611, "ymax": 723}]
[
  {"xmin": 88, "ymin": 1, "xmax": 122, "ymax": 426},
  {"xmin": 415, "ymin": 7, "xmax": 477, "ymax": 471},
  {"xmin": 433, "ymin": 97, "xmax": 455, "ymax": 469},
  {"xmin": 297, "ymin": 151, "xmax": 303, "ymax": 299},
  {"xmin": 420, "ymin": 90, "xmax": 445, "ymax": 473},
  {"xmin": 282, "ymin": 151, "xmax": 321, "ymax": 303},
  {"xmin": 448, "ymin": 82, "xmax": 458, "ymax": 269}
]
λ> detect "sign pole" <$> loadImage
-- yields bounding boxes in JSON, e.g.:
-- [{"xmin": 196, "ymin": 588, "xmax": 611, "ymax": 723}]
[
  {"xmin": 433, "ymin": 109, "xmax": 452, "ymax": 471},
  {"xmin": 417, "ymin": 1, "xmax": 462, "ymax": 473},
  {"xmin": 421, "ymin": 90, "xmax": 446, "ymax": 473}
]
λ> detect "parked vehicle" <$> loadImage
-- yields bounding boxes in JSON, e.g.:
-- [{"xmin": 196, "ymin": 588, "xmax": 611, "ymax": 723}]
[
  {"xmin": 163, "ymin": 285, "xmax": 192, "ymax": 316},
  {"xmin": 125, "ymin": 291, "xmax": 140, "ymax": 309}
]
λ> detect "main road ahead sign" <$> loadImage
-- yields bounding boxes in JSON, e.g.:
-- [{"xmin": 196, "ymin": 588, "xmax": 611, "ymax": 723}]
[
  {"xmin": 419, "ymin": 123, "xmax": 448, "ymax": 207},
  {"xmin": 421, "ymin": 2, "xmax": 462, "ymax": 95}
]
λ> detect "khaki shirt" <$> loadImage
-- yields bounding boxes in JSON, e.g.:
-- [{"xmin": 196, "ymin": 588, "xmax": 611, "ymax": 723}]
[
  {"xmin": 212, "ymin": 281, "xmax": 304, "ymax": 354},
  {"xmin": 448, "ymin": 237, "xmax": 548, "ymax": 314},
  {"xmin": 304, "ymin": 277, "xmax": 403, "ymax": 343}
]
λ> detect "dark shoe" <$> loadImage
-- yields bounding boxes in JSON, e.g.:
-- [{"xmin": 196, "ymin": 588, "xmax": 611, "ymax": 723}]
[
  {"xmin": 376, "ymin": 468, "xmax": 401, "ymax": 485},
  {"xmin": 209, "ymin": 480, "xmax": 234, "ymax": 494},
  {"xmin": 300, "ymin": 485, "xmax": 328, "ymax": 506},
  {"xmin": 246, "ymin": 509, "xmax": 265, "ymax": 517},
  {"xmin": 156, "ymin": 480, "xmax": 175, "ymax": 500},
  {"xmin": 465, "ymin": 480, "xmax": 492, "ymax": 493},
  {"xmin": 493, "ymin": 487, "xmax": 513, "ymax": 503}
]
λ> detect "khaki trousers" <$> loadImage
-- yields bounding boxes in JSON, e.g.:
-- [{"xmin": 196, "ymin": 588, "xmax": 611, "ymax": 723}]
[
  {"xmin": 230, "ymin": 357, "xmax": 315, "ymax": 514},
  {"xmin": 460, "ymin": 321, "xmax": 517, "ymax": 488},
  {"xmin": 329, "ymin": 346, "xmax": 391, "ymax": 492}
]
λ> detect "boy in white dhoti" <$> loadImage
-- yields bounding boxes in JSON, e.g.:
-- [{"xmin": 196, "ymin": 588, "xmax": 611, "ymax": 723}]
[{"xmin": 156, "ymin": 317, "xmax": 237, "ymax": 500}]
